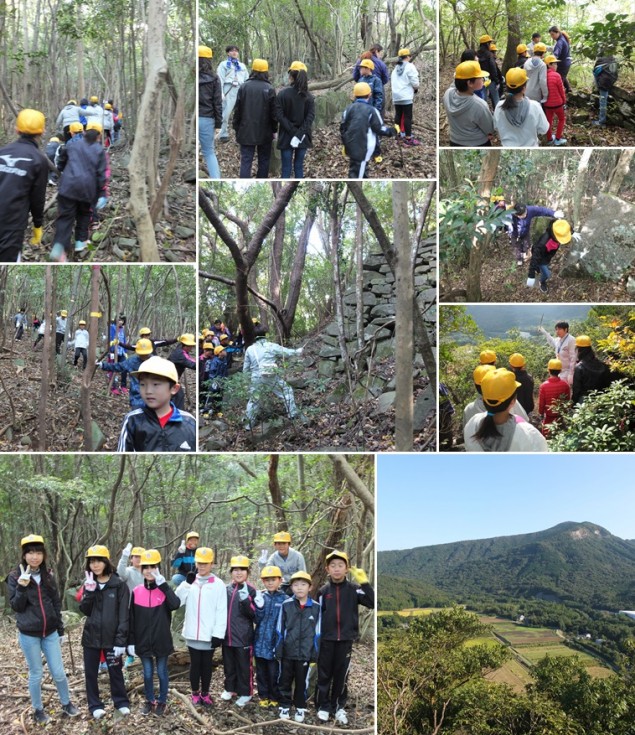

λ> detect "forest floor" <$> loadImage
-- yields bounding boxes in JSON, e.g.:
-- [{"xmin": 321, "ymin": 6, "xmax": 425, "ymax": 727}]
[
  {"xmin": 438, "ymin": 63, "xmax": 635, "ymax": 148},
  {"xmin": 439, "ymin": 229, "xmax": 634, "ymax": 303},
  {"xmin": 0, "ymin": 617, "xmax": 375, "ymax": 734},
  {"xmin": 21, "ymin": 137, "xmax": 197, "ymax": 263},
  {"xmin": 0, "ymin": 335, "xmax": 196, "ymax": 452}
]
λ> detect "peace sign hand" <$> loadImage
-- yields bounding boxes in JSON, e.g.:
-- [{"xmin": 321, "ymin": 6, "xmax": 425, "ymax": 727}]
[
  {"xmin": 18, "ymin": 564, "xmax": 32, "ymax": 586},
  {"xmin": 84, "ymin": 570, "xmax": 97, "ymax": 592}
]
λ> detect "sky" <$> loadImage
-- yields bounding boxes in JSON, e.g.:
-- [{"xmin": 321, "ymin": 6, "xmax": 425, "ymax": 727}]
[{"xmin": 377, "ymin": 455, "xmax": 635, "ymax": 551}]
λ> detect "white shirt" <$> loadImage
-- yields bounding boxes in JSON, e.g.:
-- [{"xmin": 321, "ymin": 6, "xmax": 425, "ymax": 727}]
[
  {"xmin": 494, "ymin": 98, "xmax": 549, "ymax": 147},
  {"xmin": 464, "ymin": 413, "xmax": 549, "ymax": 452},
  {"xmin": 73, "ymin": 329, "xmax": 89, "ymax": 349}
]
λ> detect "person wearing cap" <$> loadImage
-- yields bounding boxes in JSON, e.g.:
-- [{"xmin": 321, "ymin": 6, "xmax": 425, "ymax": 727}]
[
  {"xmin": 549, "ymin": 26, "xmax": 572, "ymax": 93},
  {"xmin": 171, "ymin": 532, "xmax": 200, "ymax": 585},
  {"xmin": 202, "ymin": 344, "xmax": 228, "ymax": 415},
  {"xmin": 476, "ymin": 35, "xmax": 500, "ymax": 109},
  {"xmin": 509, "ymin": 202, "xmax": 562, "ymax": 266},
  {"xmin": 258, "ymin": 531, "xmax": 307, "ymax": 590},
  {"xmin": 316, "ymin": 550, "xmax": 373, "ymax": 725},
  {"xmin": 515, "ymin": 44, "xmax": 530, "ymax": 68},
  {"xmin": 7, "ymin": 534, "xmax": 80, "ymax": 725},
  {"xmin": 538, "ymin": 358, "xmax": 571, "ymax": 435},
  {"xmin": 493, "ymin": 67, "xmax": 550, "ymax": 147},
  {"xmin": 464, "ymin": 363, "xmax": 529, "ymax": 427},
  {"xmin": 54, "ymin": 310, "xmax": 68, "ymax": 354},
  {"xmin": 119, "ymin": 327, "xmax": 178, "ymax": 355},
  {"xmin": 538, "ymin": 321, "xmax": 577, "ymax": 386},
  {"xmin": 116, "ymin": 355, "xmax": 196, "ymax": 452},
  {"xmin": 102, "ymin": 103, "xmax": 114, "ymax": 147},
  {"xmin": 527, "ymin": 218, "xmax": 576, "ymax": 294},
  {"xmin": 222, "ymin": 555, "xmax": 265, "ymax": 707},
  {"xmin": 199, "ymin": 45, "xmax": 222, "ymax": 179},
  {"xmin": 175, "ymin": 546, "xmax": 227, "ymax": 708},
  {"xmin": 275, "ymin": 61, "xmax": 315, "ymax": 179},
  {"xmin": 543, "ymin": 54, "xmax": 567, "ymax": 145},
  {"xmin": 527, "ymin": 32, "xmax": 542, "ymax": 57},
  {"xmin": 522, "ymin": 42, "xmax": 548, "ymax": 104},
  {"xmin": 479, "ymin": 349, "xmax": 497, "ymax": 366},
  {"xmin": 572, "ymin": 335, "xmax": 613, "ymax": 404},
  {"xmin": 464, "ymin": 368, "xmax": 549, "ymax": 451},
  {"xmin": 233, "ymin": 58, "xmax": 277, "ymax": 178},
  {"xmin": 508, "ymin": 353, "xmax": 534, "ymax": 414},
  {"xmin": 106, "ymin": 315, "xmax": 129, "ymax": 395},
  {"xmin": 353, "ymin": 45, "xmax": 390, "ymax": 89},
  {"xmin": 0, "ymin": 109, "xmax": 49, "ymax": 262},
  {"xmin": 340, "ymin": 81, "xmax": 397, "ymax": 178},
  {"xmin": 275, "ymin": 570, "xmax": 321, "ymax": 723},
  {"xmin": 71, "ymin": 319, "xmax": 90, "ymax": 369},
  {"xmin": 116, "ymin": 542, "xmax": 146, "ymax": 593},
  {"xmin": 88, "ymin": 94, "xmax": 104, "ymax": 121},
  {"xmin": 46, "ymin": 135, "xmax": 61, "ymax": 184},
  {"xmin": 391, "ymin": 49, "xmax": 421, "ymax": 147},
  {"xmin": 97, "ymin": 338, "xmax": 154, "ymax": 408},
  {"xmin": 254, "ymin": 565, "xmax": 286, "ymax": 708},
  {"xmin": 169, "ymin": 333, "xmax": 197, "ymax": 410},
  {"xmin": 218, "ymin": 45, "xmax": 248, "ymax": 142},
  {"xmin": 55, "ymin": 99, "xmax": 100, "ymax": 141},
  {"xmin": 358, "ymin": 58, "xmax": 384, "ymax": 112},
  {"xmin": 80, "ymin": 545, "xmax": 131, "ymax": 719},
  {"xmin": 129, "ymin": 549, "xmax": 180, "ymax": 716},
  {"xmin": 443, "ymin": 61, "xmax": 494, "ymax": 147},
  {"xmin": 14, "ymin": 308, "xmax": 27, "ymax": 340}
]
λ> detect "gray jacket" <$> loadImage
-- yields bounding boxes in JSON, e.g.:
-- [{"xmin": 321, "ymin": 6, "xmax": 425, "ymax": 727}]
[
  {"xmin": 55, "ymin": 104, "xmax": 100, "ymax": 129},
  {"xmin": 443, "ymin": 87, "xmax": 494, "ymax": 146},
  {"xmin": 117, "ymin": 552, "xmax": 145, "ymax": 593},
  {"xmin": 259, "ymin": 547, "xmax": 306, "ymax": 583},
  {"xmin": 523, "ymin": 58, "xmax": 548, "ymax": 102}
]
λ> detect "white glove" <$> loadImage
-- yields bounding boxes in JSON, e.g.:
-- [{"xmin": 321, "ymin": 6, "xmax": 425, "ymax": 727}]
[
  {"xmin": 290, "ymin": 136, "xmax": 301, "ymax": 148},
  {"xmin": 123, "ymin": 543, "xmax": 132, "ymax": 555},
  {"xmin": 84, "ymin": 570, "xmax": 97, "ymax": 592},
  {"xmin": 254, "ymin": 590, "xmax": 265, "ymax": 608},
  {"xmin": 526, "ymin": 278, "xmax": 536, "ymax": 288},
  {"xmin": 238, "ymin": 583, "xmax": 249, "ymax": 601},
  {"xmin": 152, "ymin": 570, "xmax": 166, "ymax": 586},
  {"xmin": 553, "ymin": 210, "xmax": 564, "ymax": 218},
  {"xmin": 113, "ymin": 646, "xmax": 126, "ymax": 658},
  {"xmin": 58, "ymin": 635, "xmax": 67, "ymax": 645},
  {"xmin": 572, "ymin": 232, "xmax": 581, "ymax": 242},
  {"xmin": 178, "ymin": 539, "xmax": 186, "ymax": 553},
  {"xmin": 127, "ymin": 645, "xmax": 136, "ymax": 657},
  {"xmin": 259, "ymin": 549, "xmax": 268, "ymax": 564},
  {"xmin": 18, "ymin": 564, "xmax": 32, "ymax": 587},
  {"xmin": 296, "ymin": 347, "xmax": 304, "ymax": 356}
]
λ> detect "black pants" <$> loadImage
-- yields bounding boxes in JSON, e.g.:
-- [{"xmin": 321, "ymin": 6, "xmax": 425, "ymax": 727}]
[
  {"xmin": 74, "ymin": 347, "xmax": 87, "ymax": 368},
  {"xmin": 83, "ymin": 647, "xmax": 129, "ymax": 713},
  {"xmin": 394, "ymin": 103, "xmax": 413, "ymax": 137},
  {"xmin": 0, "ymin": 229, "xmax": 24, "ymax": 262},
  {"xmin": 15, "ymin": 324, "xmax": 24, "ymax": 340},
  {"xmin": 55, "ymin": 194, "xmax": 91, "ymax": 253},
  {"xmin": 279, "ymin": 658, "xmax": 310, "ymax": 708},
  {"xmin": 239, "ymin": 143, "xmax": 272, "ymax": 179},
  {"xmin": 222, "ymin": 645, "xmax": 253, "ymax": 696},
  {"xmin": 348, "ymin": 159, "xmax": 370, "ymax": 179},
  {"xmin": 188, "ymin": 646, "xmax": 214, "ymax": 693},
  {"xmin": 55, "ymin": 332, "xmax": 64, "ymax": 354},
  {"xmin": 316, "ymin": 639, "xmax": 353, "ymax": 714},
  {"xmin": 255, "ymin": 657, "xmax": 280, "ymax": 701},
  {"xmin": 34, "ymin": 333, "xmax": 44, "ymax": 348}
]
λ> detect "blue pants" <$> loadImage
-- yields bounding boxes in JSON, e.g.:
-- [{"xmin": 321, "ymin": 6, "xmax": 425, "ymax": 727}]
[
  {"xmin": 239, "ymin": 143, "xmax": 272, "ymax": 178},
  {"xmin": 598, "ymin": 88, "xmax": 609, "ymax": 123},
  {"xmin": 538, "ymin": 264, "xmax": 551, "ymax": 284},
  {"xmin": 142, "ymin": 655, "xmax": 169, "ymax": 704},
  {"xmin": 199, "ymin": 117, "xmax": 221, "ymax": 179},
  {"xmin": 19, "ymin": 631, "xmax": 71, "ymax": 711},
  {"xmin": 280, "ymin": 147, "xmax": 307, "ymax": 179}
]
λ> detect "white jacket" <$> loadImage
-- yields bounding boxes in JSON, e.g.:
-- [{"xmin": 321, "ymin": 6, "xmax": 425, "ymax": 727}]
[
  {"xmin": 176, "ymin": 575, "xmax": 227, "ymax": 643},
  {"xmin": 539, "ymin": 327, "xmax": 576, "ymax": 385},
  {"xmin": 464, "ymin": 413, "xmax": 549, "ymax": 452},
  {"xmin": 73, "ymin": 329, "xmax": 89, "ymax": 349},
  {"xmin": 243, "ymin": 338, "xmax": 301, "ymax": 378},
  {"xmin": 391, "ymin": 61, "xmax": 420, "ymax": 104}
]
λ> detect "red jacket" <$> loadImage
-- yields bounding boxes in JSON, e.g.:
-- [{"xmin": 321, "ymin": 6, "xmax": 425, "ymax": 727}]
[
  {"xmin": 545, "ymin": 68, "xmax": 566, "ymax": 109},
  {"xmin": 539, "ymin": 376, "xmax": 570, "ymax": 424}
]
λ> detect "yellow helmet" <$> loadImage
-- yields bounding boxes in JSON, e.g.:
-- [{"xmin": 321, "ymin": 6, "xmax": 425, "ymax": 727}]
[
  {"xmin": 198, "ymin": 45, "xmax": 213, "ymax": 58},
  {"xmin": 548, "ymin": 358, "xmax": 563, "ymax": 371},
  {"xmin": 398, "ymin": 48, "xmax": 411, "ymax": 57},
  {"xmin": 326, "ymin": 550, "xmax": 349, "ymax": 565},
  {"xmin": 552, "ymin": 219, "xmax": 572, "ymax": 244},
  {"xmin": 273, "ymin": 531, "xmax": 291, "ymax": 543},
  {"xmin": 49, "ymin": 136, "xmax": 61, "ymax": 143},
  {"xmin": 533, "ymin": 42, "xmax": 547, "ymax": 53},
  {"xmin": 506, "ymin": 67, "xmax": 528, "ymax": 90},
  {"xmin": 21, "ymin": 534, "xmax": 44, "ymax": 547},
  {"xmin": 516, "ymin": 44, "xmax": 529, "ymax": 55},
  {"xmin": 261, "ymin": 565, "xmax": 283, "ymax": 579},
  {"xmin": 289, "ymin": 570, "xmax": 312, "ymax": 584},
  {"xmin": 479, "ymin": 34, "xmax": 493, "ymax": 44},
  {"xmin": 353, "ymin": 82, "xmax": 372, "ymax": 97},
  {"xmin": 360, "ymin": 59, "xmax": 375, "ymax": 71},
  {"xmin": 130, "ymin": 546, "xmax": 146, "ymax": 557},
  {"xmin": 252, "ymin": 58, "xmax": 269, "ymax": 72},
  {"xmin": 16, "ymin": 109, "xmax": 46, "ymax": 135},
  {"xmin": 186, "ymin": 531, "xmax": 200, "ymax": 540},
  {"xmin": 544, "ymin": 54, "xmax": 558, "ymax": 65},
  {"xmin": 575, "ymin": 335, "xmax": 592, "ymax": 348},
  {"xmin": 139, "ymin": 327, "xmax": 152, "ymax": 336},
  {"xmin": 473, "ymin": 364, "xmax": 495, "ymax": 386},
  {"xmin": 135, "ymin": 338, "xmax": 154, "ymax": 356},
  {"xmin": 132, "ymin": 356, "xmax": 178, "ymax": 383},
  {"xmin": 481, "ymin": 369, "xmax": 521, "ymax": 406},
  {"xmin": 214, "ymin": 346, "xmax": 225, "ymax": 356},
  {"xmin": 78, "ymin": 320, "xmax": 87, "ymax": 326},
  {"xmin": 288, "ymin": 60, "xmax": 307, "ymax": 72},
  {"xmin": 454, "ymin": 61, "xmax": 488, "ymax": 80},
  {"xmin": 69, "ymin": 122, "xmax": 84, "ymax": 133},
  {"xmin": 230, "ymin": 555, "xmax": 250, "ymax": 569},
  {"xmin": 195, "ymin": 547, "xmax": 215, "ymax": 564},
  {"xmin": 203, "ymin": 342, "xmax": 214, "ymax": 350},
  {"xmin": 67, "ymin": 99, "xmax": 78, "ymax": 105},
  {"xmin": 86, "ymin": 545, "xmax": 110, "ymax": 559},
  {"xmin": 104, "ymin": 103, "xmax": 113, "ymax": 110},
  {"xmin": 139, "ymin": 549, "xmax": 160, "ymax": 565},
  {"xmin": 479, "ymin": 349, "xmax": 497, "ymax": 365},
  {"xmin": 86, "ymin": 121, "xmax": 103, "ymax": 133},
  {"xmin": 90, "ymin": 95, "xmax": 99, "ymax": 103},
  {"xmin": 60, "ymin": 310, "xmax": 68, "ymax": 317},
  {"xmin": 509, "ymin": 353, "xmax": 526, "ymax": 368},
  {"xmin": 179, "ymin": 333, "xmax": 197, "ymax": 347}
]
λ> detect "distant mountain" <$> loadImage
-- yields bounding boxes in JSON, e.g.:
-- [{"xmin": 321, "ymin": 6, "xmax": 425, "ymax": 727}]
[{"xmin": 378, "ymin": 522, "xmax": 635, "ymax": 609}]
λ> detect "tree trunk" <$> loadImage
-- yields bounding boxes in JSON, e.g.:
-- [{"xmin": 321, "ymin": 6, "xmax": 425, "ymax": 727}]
[
  {"xmin": 330, "ymin": 185, "xmax": 353, "ymax": 389},
  {"xmin": 607, "ymin": 149, "xmax": 635, "ymax": 195},
  {"xmin": 502, "ymin": 0, "xmax": 521, "ymax": 74},
  {"xmin": 82, "ymin": 266, "xmax": 100, "ymax": 451},
  {"xmin": 572, "ymin": 148, "xmax": 593, "ymax": 230},
  {"xmin": 267, "ymin": 454, "xmax": 288, "ymax": 530},
  {"xmin": 355, "ymin": 203, "xmax": 365, "ymax": 360},
  {"xmin": 37, "ymin": 266, "xmax": 53, "ymax": 451}
]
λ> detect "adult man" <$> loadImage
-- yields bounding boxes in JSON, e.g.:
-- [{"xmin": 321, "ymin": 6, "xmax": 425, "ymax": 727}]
[
  {"xmin": 538, "ymin": 321, "xmax": 576, "ymax": 386},
  {"xmin": 217, "ymin": 45, "xmax": 248, "ymax": 142},
  {"xmin": 258, "ymin": 531, "xmax": 306, "ymax": 589}
]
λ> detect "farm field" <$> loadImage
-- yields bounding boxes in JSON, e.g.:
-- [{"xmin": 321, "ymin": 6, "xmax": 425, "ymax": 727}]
[
  {"xmin": 486, "ymin": 658, "xmax": 534, "ymax": 693},
  {"xmin": 517, "ymin": 644, "xmax": 601, "ymax": 666}
]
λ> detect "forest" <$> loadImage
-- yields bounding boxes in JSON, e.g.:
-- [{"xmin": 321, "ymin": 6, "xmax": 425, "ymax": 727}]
[
  {"xmin": 439, "ymin": 0, "xmax": 635, "ymax": 147},
  {"xmin": 0, "ymin": 0, "xmax": 196, "ymax": 262},
  {"xmin": 439, "ymin": 148, "xmax": 635, "ymax": 303},
  {"xmin": 199, "ymin": 0, "xmax": 437, "ymax": 179},
  {"xmin": 198, "ymin": 180, "xmax": 437, "ymax": 452},
  {"xmin": 0, "ymin": 264, "xmax": 196, "ymax": 452},
  {"xmin": 0, "ymin": 453, "xmax": 375, "ymax": 733},
  {"xmin": 440, "ymin": 304, "xmax": 635, "ymax": 452}
]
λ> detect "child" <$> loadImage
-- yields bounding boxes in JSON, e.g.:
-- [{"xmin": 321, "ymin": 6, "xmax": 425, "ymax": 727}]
[
  {"xmin": 254, "ymin": 565, "xmax": 286, "ymax": 707},
  {"xmin": 98, "ymin": 338, "xmax": 154, "ymax": 408},
  {"xmin": 172, "ymin": 532, "xmax": 200, "ymax": 584},
  {"xmin": 527, "ymin": 218, "xmax": 574, "ymax": 294},
  {"xmin": 442, "ymin": 61, "xmax": 493, "ymax": 147},
  {"xmin": 390, "ymin": 49, "xmax": 420, "ymax": 146},
  {"xmin": 203, "ymin": 345, "xmax": 228, "ymax": 415},
  {"xmin": 117, "ymin": 355, "xmax": 196, "ymax": 452},
  {"xmin": 222, "ymin": 555, "xmax": 264, "ymax": 707},
  {"xmin": 515, "ymin": 44, "xmax": 530, "ymax": 68},
  {"xmin": 316, "ymin": 551, "xmax": 373, "ymax": 725},
  {"xmin": 275, "ymin": 61, "xmax": 315, "ymax": 179},
  {"xmin": 340, "ymin": 82, "xmax": 397, "ymax": 178},
  {"xmin": 276, "ymin": 570, "xmax": 321, "ymax": 723},
  {"xmin": 129, "ymin": 549, "xmax": 180, "ymax": 716},
  {"xmin": 116, "ymin": 543, "xmax": 145, "ymax": 592},
  {"xmin": 463, "ymin": 368, "xmax": 549, "ymax": 451},
  {"xmin": 79, "ymin": 545, "xmax": 130, "ymax": 719},
  {"xmin": 538, "ymin": 358, "xmax": 571, "ymax": 435},
  {"xmin": 55, "ymin": 310, "xmax": 67, "ymax": 354},
  {"xmin": 543, "ymin": 54, "xmax": 567, "ymax": 145},
  {"xmin": 508, "ymin": 353, "xmax": 534, "ymax": 415},
  {"xmin": 258, "ymin": 530, "xmax": 307, "ymax": 591},
  {"xmin": 176, "ymin": 547, "xmax": 227, "ymax": 706},
  {"xmin": 510, "ymin": 202, "xmax": 561, "ymax": 266},
  {"xmin": 85, "ymin": 120, "xmax": 111, "ymax": 229},
  {"xmin": 493, "ymin": 68, "xmax": 549, "ymax": 148},
  {"xmin": 46, "ymin": 136, "xmax": 61, "ymax": 184},
  {"xmin": 106, "ymin": 316, "xmax": 129, "ymax": 396},
  {"xmin": 593, "ymin": 52, "xmax": 618, "ymax": 127},
  {"xmin": 168, "ymin": 333, "xmax": 197, "ymax": 410},
  {"xmin": 358, "ymin": 59, "xmax": 384, "ymax": 112},
  {"xmin": 523, "ymin": 42, "xmax": 547, "ymax": 103},
  {"xmin": 72, "ymin": 319, "xmax": 89, "ymax": 369},
  {"xmin": 33, "ymin": 318, "xmax": 46, "ymax": 348},
  {"xmin": 8, "ymin": 534, "xmax": 79, "ymax": 725},
  {"xmin": 198, "ymin": 45, "xmax": 223, "ymax": 178}
]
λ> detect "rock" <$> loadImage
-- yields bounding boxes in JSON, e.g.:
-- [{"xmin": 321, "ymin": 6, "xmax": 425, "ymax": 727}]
[
  {"xmin": 343, "ymin": 290, "xmax": 377, "ymax": 306},
  {"xmin": 175, "ymin": 225, "xmax": 195, "ymax": 238},
  {"xmin": 375, "ymin": 391, "xmax": 396, "ymax": 414},
  {"xmin": 416, "ymin": 287, "xmax": 437, "ymax": 303},
  {"xmin": 321, "ymin": 334, "xmax": 339, "ymax": 347},
  {"xmin": 91, "ymin": 421, "xmax": 105, "ymax": 450},
  {"xmin": 627, "ymin": 277, "xmax": 635, "ymax": 297},
  {"xmin": 313, "ymin": 90, "xmax": 352, "ymax": 127},
  {"xmin": 318, "ymin": 360, "xmax": 337, "ymax": 378},
  {"xmin": 370, "ymin": 303, "xmax": 396, "ymax": 318},
  {"xmin": 375, "ymin": 340, "xmax": 395, "ymax": 359},
  {"xmin": 183, "ymin": 167, "xmax": 198, "ymax": 183},
  {"xmin": 117, "ymin": 237, "xmax": 138, "ymax": 249},
  {"xmin": 363, "ymin": 326, "xmax": 391, "ymax": 342},
  {"xmin": 414, "ymin": 384, "xmax": 436, "ymax": 431},
  {"xmin": 319, "ymin": 345, "xmax": 343, "ymax": 359},
  {"xmin": 371, "ymin": 283, "xmax": 393, "ymax": 295},
  {"xmin": 20, "ymin": 435, "xmax": 31, "ymax": 446},
  {"xmin": 364, "ymin": 253, "xmax": 387, "ymax": 270},
  {"xmin": 4, "ymin": 427, "xmax": 13, "ymax": 441}
]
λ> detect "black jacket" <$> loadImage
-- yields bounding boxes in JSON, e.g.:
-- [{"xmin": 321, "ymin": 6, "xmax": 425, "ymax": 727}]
[
  {"xmin": 528, "ymin": 223, "xmax": 563, "ymax": 277},
  {"xmin": 225, "ymin": 582, "xmax": 257, "ymax": 647},
  {"xmin": 276, "ymin": 596, "xmax": 321, "ymax": 661},
  {"xmin": 514, "ymin": 369, "xmax": 535, "ymax": 414},
  {"xmin": 275, "ymin": 86, "xmax": 315, "ymax": 150},
  {"xmin": 199, "ymin": 72, "xmax": 223, "ymax": 123},
  {"xmin": 7, "ymin": 566, "xmax": 64, "ymax": 638},
  {"xmin": 572, "ymin": 356, "xmax": 612, "ymax": 403},
  {"xmin": 477, "ymin": 47, "xmax": 501, "ymax": 85},
  {"xmin": 340, "ymin": 101, "xmax": 391, "ymax": 161},
  {"xmin": 0, "ymin": 137, "xmax": 48, "ymax": 230},
  {"xmin": 169, "ymin": 345, "xmax": 197, "ymax": 378},
  {"xmin": 80, "ymin": 573, "xmax": 130, "ymax": 649},
  {"xmin": 318, "ymin": 578, "xmax": 374, "ymax": 641},
  {"xmin": 233, "ymin": 77, "xmax": 277, "ymax": 146},
  {"xmin": 117, "ymin": 403, "xmax": 196, "ymax": 452},
  {"xmin": 129, "ymin": 580, "xmax": 180, "ymax": 657},
  {"xmin": 594, "ymin": 56, "xmax": 618, "ymax": 91},
  {"xmin": 57, "ymin": 137, "xmax": 106, "ymax": 204}
]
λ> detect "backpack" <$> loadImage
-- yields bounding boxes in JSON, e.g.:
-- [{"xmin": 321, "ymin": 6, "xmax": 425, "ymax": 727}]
[{"xmin": 594, "ymin": 57, "xmax": 618, "ymax": 90}]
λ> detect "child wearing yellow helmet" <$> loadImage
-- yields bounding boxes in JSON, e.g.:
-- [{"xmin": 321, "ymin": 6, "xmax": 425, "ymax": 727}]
[
  {"xmin": 538, "ymin": 357, "xmax": 571, "ymax": 435},
  {"xmin": 464, "ymin": 362, "xmax": 529, "ymax": 427},
  {"xmin": 572, "ymin": 336, "xmax": 613, "ymax": 404},
  {"xmin": 527, "ymin": 218, "xmax": 576, "ymax": 294},
  {"xmin": 275, "ymin": 62, "xmax": 315, "ymax": 179},
  {"xmin": 442, "ymin": 61, "xmax": 494, "ymax": 147},
  {"xmin": 254, "ymin": 565, "xmax": 286, "ymax": 708},
  {"xmin": 258, "ymin": 531, "xmax": 307, "ymax": 591},
  {"xmin": 543, "ymin": 54, "xmax": 568, "ymax": 145},
  {"xmin": 493, "ymin": 68, "xmax": 550, "ymax": 147},
  {"xmin": 199, "ymin": 44, "xmax": 223, "ymax": 178}
]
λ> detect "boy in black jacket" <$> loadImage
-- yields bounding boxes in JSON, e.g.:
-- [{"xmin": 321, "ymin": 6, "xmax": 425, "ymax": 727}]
[
  {"xmin": 316, "ymin": 550, "xmax": 374, "ymax": 725},
  {"xmin": 276, "ymin": 571, "xmax": 321, "ymax": 723}
]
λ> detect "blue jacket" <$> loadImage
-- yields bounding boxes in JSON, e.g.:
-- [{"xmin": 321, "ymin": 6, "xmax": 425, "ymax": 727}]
[
  {"xmin": 171, "ymin": 548, "xmax": 197, "ymax": 574},
  {"xmin": 512, "ymin": 206, "xmax": 555, "ymax": 239},
  {"xmin": 552, "ymin": 35, "xmax": 571, "ymax": 64},
  {"xmin": 254, "ymin": 589, "xmax": 286, "ymax": 659},
  {"xmin": 361, "ymin": 74, "xmax": 384, "ymax": 111},
  {"xmin": 353, "ymin": 56, "xmax": 389, "ymax": 85},
  {"xmin": 101, "ymin": 354, "xmax": 143, "ymax": 407},
  {"xmin": 205, "ymin": 356, "xmax": 228, "ymax": 380}
]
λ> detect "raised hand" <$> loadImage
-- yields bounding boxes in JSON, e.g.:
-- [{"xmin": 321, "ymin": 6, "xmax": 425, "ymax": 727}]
[
  {"xmin": 152, "ymin": 570, "xmax": 166, "ymax": 586},
  {"xmin": 84, "ymin": 570, "xmax": 97, "ymax": 592},
  {"xmin": 18, "ymin": 564, "xmax": 31, "ymax": 586},
  {"xmin": 178, "ymin": 539, "xmax": 186, "ymax": 553}
]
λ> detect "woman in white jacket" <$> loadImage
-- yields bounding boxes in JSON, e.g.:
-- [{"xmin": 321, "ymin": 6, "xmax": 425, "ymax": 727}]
[
  {"xmin": 390, "ymin": 49, "xmax": 421, "ymax": 146},
  {"xmin": 176, "ymin": 547, "xmax": 227, "ymax": 707},
  {"xmin": 538, "ymin": 321, "xmax": 576, "ymax": 385}
]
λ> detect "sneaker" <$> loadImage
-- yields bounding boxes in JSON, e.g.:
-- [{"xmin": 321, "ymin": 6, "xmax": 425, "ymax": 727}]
[
  {"xmin": 34, "ymin": 709, "xmax": 51, "ymax": 724},
  {"xmin": 200, "ymin": 694, "xmax": 214, "ymax": 707},
  {"xmin": 93, "ymin": 709, "xmax": 106, "ymax": 719},
  {"xmin": 111, "ymin": 388, "xmax": 121, "ymax": 396},
  {"xmin": 61, "ymin": 702, "xmax": 79, "ymax": 717},
  {"xmin": 141, "ymin": 701, "xmax": 154, "ymax": 715},
  {"xmin": 218, "ymin": 136, "xmax": 230, "ymax": 143},
  {"xmin": 220, "ymin": 690, "xmax": 235, "ymax": 701},
  {"xmin": 120, "ymin": 386, "xmax": 129, "ymax": 394},
  {"xmin": 279, "ymin": 707, "xmax": 290, "ymax": 720},
  {"xmin": 540, "ymin": 282, "xmax": 549, "ymax": 294},
  {"xmin": 74, "ymin": 240, "xmax": 87, "ymax": 253},
  {"xmin": 554, "ymin": 138, "xmax": 568, "ymax": 146},
  {"xmin": 191, "ymin": 692, "xmax": 201, "ymax": 705},
  {"xmin": 592, "ymin": 119, "xmax": 606, "ymax": 127},
  {"xmin": 295, "ymin": 708, "xmax": 306, "ymax": 723},
  {"xmin": 117, "ymin": 706, "xmax": 131, "ymax": 716},
  {"xmin": 154, "ymin": 703, "xmax": 167, "ymax": 716},
  {"xmin": 259, "ymin": 699, "xmax": 270, "ymax": 708},
  {"xmin": 317, "ymin": 710, "xmax": 331, "ymax": 721},
  {"xmin": 335, "ymin": 709, "xmax": 349, "ymax": 725},
  {"xmin": 49, "ymin": 243, "xmax": 67, "ymax": 262},
  {"xmin": 404, "ymin": 137, "xmax": 421, "ymax": 146},
  {"xmin": 235, "ymin": 695, "xmax": 252, "ymax": 707}
]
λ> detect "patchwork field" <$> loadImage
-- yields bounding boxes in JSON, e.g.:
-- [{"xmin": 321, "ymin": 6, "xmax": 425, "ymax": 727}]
[{"xmin": 486, "ymin": 658, "xmax": 534, "ymax": 692}]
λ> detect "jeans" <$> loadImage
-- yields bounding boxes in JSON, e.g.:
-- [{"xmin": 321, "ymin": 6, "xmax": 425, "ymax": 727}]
[
  {"xmin": 142, "ymin": 656, "xmax": 169, "ymax": 703},
  {"xmin": 280, "ymin": 147, "xmax": 307, "ymax": 179},
  {"xmin": 538, "ymin": 264, "xmax": 551, "ymax": 284},
  {"xmin": 199, "ymin": 117, "xmax": 221, "ymax": 179},
  {"xmin": 239, "ymin": 143, "xmax": 272, "ymax": 178},
  {"xmin": 598, "ymin": 88, "xmax": 609, "ymax": 122},
  {"xmin": 19, "ymin": 631, "xmax": 71, "ymax": 711}
]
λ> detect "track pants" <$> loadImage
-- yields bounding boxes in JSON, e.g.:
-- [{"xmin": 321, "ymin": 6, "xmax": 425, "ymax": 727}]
[
  {"xmin": 278, "ymin": 658, "xmax": 310, "ymax": 708},
  {"xmin": 223, "ymin": 645, "xmax": 253, "ymax": 696},
  {"xmin": 316, "ymin": 640, "xmax": 353, "ymax": 714}
]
